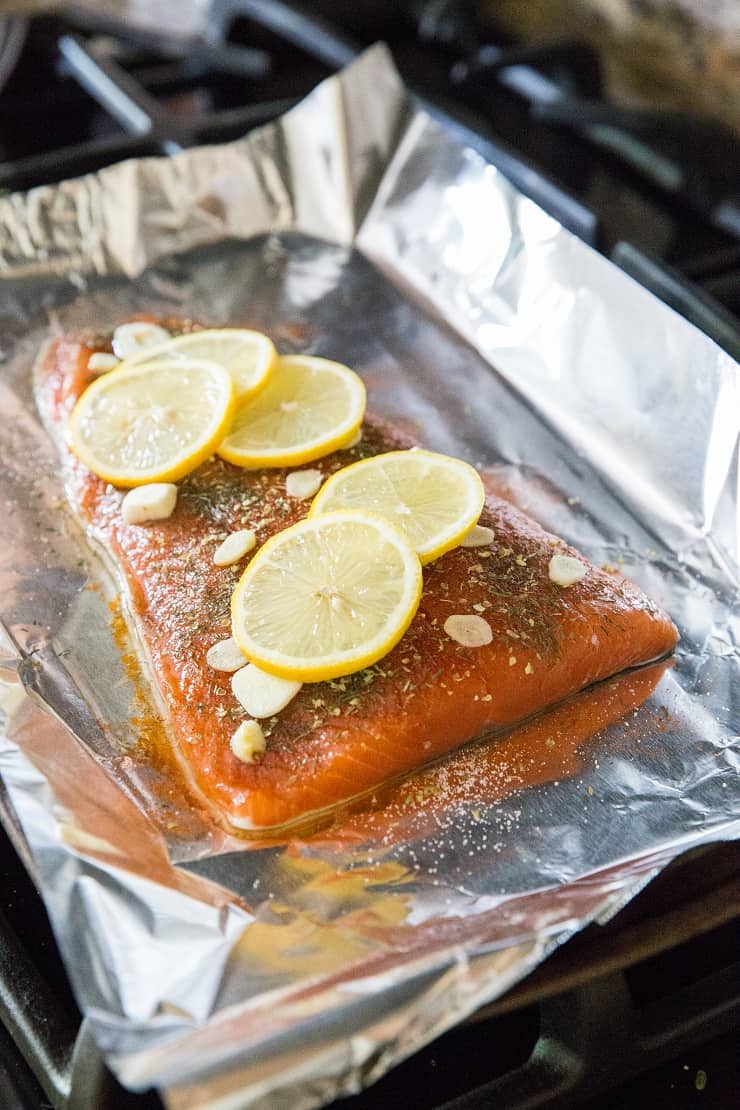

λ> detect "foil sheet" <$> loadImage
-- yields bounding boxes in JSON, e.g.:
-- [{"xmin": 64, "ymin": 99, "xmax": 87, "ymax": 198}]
[{"xmin": 1, "ymin": 45, "xmax": 739, "ymax": 1110}]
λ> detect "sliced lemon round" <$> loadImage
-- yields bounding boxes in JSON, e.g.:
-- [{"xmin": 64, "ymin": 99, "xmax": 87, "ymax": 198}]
[
  {"xmin": 122, "ymin": 328, "xmax": 276, "ymax": 406},
  {"xmin": 218, "ymin": 354, "xmax": 366, "ymax": 468},
  {"xmin": 309, "ymin": 449, "xmax": 485, "ymax": 564},
  {"xmin": 68, "ymin": 358, "xmax": 234, "ymax": 487},
  {"xmin": 231, "ymin": 510, "xmax": 422, "ymax": 682}
]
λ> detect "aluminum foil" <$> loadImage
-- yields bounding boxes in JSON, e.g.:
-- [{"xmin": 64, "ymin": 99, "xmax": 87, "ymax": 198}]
[{"xmin": 0, "ymin": 45, "xmax": 739, "ymax": 1110}]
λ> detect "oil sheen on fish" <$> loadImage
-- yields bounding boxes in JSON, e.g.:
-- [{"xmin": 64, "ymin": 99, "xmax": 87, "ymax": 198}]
[{"xmin": 36, "ymin": 327, "xmax": 679, "ymax": 833}]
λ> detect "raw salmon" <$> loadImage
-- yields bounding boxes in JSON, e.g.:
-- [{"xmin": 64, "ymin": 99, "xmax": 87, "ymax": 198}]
[{"xmin": 36, "ymin": 326, "xmax": 679, "ymax": 833}]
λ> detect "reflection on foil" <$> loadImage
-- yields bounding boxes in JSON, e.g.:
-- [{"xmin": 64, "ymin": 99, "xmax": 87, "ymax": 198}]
[
  {"xmin": 0, "ymin": 45, "xmax": 739, "ymax": 1110},
  {"xmin": 306, "ymin": 660, "xmax": 671, "ymax": 854}
]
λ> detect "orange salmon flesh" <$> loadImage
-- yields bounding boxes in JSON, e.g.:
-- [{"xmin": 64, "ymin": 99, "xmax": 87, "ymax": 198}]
[{"xmin": 36, "ymin": 327, "xmax": 679, "ymax": 833}]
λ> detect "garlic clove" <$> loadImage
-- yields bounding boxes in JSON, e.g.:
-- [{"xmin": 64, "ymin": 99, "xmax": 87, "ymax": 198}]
[
  {"xmin": 206, "ymin": 637, "xmax": 248, "ymax": 672},
  {"xmin": 112, "ymin": 322, "xmax": 171, "ymax": 360},
  {"xmin": 285, "ymin": 469, "xmax": 323, "ymax": 499},
  {"xmin": 121, "ymin": 483, "xmax": 177, "ymax": 524},
  {"xmin": 230, "ymin": 720, "xmax": 266, "ymax": 764},
  {"xmin": 88, "ymin": 352, "xmax": 120, "ymax": 374},
  {"xmin": 213, "ymin": 529, "xmax": 256, "ymax": 567},
  {"xmin": 548, "ymin": 554, "xmax": 587, "ymax": 587},
  {"xmin": 461, "ymin": 524, "xmax": 494, "ymax": 548},
  {"xmin": 231, "ymin": 663, "xmax": 302, "ymax": 718},
  {"xmin": 443, "ymin": 614, "xmax": 493, "ymax": 648}
]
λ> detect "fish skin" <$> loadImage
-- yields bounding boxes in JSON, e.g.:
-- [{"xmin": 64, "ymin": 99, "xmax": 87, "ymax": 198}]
[{"xmin": 36, "ymin": 328, "xmax": 679, "ymax": 833}]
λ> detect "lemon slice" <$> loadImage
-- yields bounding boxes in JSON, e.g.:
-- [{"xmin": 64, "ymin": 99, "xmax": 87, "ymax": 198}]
[
  {"xmin": 122, "ymin": 328, "xmax": 276, "ymax": 406},
  {"xmin": 309, "ymin": 449, "xmax": 485, "ymax": 564},
  {"xmin": 68, "ymin": 358, "xmax": 234, "ymax": 487},
  {"xmin": 218, "ymin": 354, "xmax": 366, "ymax": 468},
  {"xmin": 231, "ymin": 510, "xmax": 422, "ymax": 682}
]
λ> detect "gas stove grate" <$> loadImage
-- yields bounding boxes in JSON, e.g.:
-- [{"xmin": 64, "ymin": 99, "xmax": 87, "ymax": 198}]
[
  {"xmin": 1, "ymin": 819, "xmax": 738, "ymax": 1110},
  {"xmin": 0, "ymin": 3, "xmax": 739, "ymax": 1107},
  {"xmin": 0, "ymin": 1, "xmax": 738, "ymax": 353}
]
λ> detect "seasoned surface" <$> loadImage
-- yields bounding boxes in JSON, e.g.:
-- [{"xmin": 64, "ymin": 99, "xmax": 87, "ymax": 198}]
[{"xmin": 37, "ymin": 328, "xmax": 679, "ymax": 831}]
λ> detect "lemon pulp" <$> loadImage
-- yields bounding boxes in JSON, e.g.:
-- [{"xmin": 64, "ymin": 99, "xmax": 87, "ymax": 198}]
[
  {"xmin": 310, "ymin": 448, "xmax": 485, "ymax": 563},
  {"xmin": 218, "ymin": 354, "xmax": 365, "ymax": 468},
  {"xmin": 231, "ymin": 510, "xmax": 422, "ymax": 682},
  {"xmin": 121, "ymin": 328, "xmax": 276, "ymax": 406},
  {"xmin": 68, "ymin": 358, "xmax": 234, "ymax": 486}
]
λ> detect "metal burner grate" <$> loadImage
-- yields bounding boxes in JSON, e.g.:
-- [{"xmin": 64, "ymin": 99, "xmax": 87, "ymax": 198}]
[
  {"xmin": 0, "ymin": 3, "xmax": 738, "ymax": 1108},
  {"xmin": 1, "ymin": 818, "xmax": 737, "ymax": 1110},
  {"xmin": 0, "ymin": 2, "xmax": 737, "ymax": 353}
]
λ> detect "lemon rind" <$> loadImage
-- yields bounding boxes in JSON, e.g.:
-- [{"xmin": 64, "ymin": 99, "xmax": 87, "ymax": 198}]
[
  {"xmin": 309, "ymin": 448, "xmax": 485, "ymax": 565},
  {"xmin": 230, "ymin": 509, "xmax": 422, "ymax": 682},
  {"xmin": 217, "ymin": 420, "xmax": 363, "ymax": 469},
  {"xmin": 119, "ymin": 328, "xmax": 277, "ymax": 407},
  {"xmin": 68, "ymin": 359, "xmax": 235, "ymax": 488},
  {"xmin": 217, "ymin": 355, "xmax": 366, "ymax": 469}
]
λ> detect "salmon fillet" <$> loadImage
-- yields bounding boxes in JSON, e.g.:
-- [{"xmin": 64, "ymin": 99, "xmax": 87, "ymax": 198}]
[{"xmin": 36, "ymin": 326, "xmax": 679, "ymax": 833}]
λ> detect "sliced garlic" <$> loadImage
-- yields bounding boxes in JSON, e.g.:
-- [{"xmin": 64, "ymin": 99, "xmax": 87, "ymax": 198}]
[
  {"xmin": 285, "ymin": 469, "xmax": 323, "ymax": 499},
  {"xmin": 231, "ymin": 664, "xmax": 302, "ymax": 718},
  {"xmin": 88, "ymin": 352, "xmax": 120, "ymax": 374},
  {"xmin": 548, "ymin": 554, "xmax": 587, "ymax": 587},
  {"xmin": 461, "ymin": 524, "xmax": 494, "ymax": 548},
  {"xmin": 121, "ymin": 483, "xmax": 177, "ymax": 524},
  {"xmin": 213, "ymin": 529, "xmax": 256, "ymax": 567},
  {"xmin": 206, "ymin": 637, "xmax": 247, "ymax": 672},
  {"xmin": 230, "ymin": 720, "xmax": 266, "ymax": 764},
  {"xmin": 444, "ymin": 614, "xmax": 493, "ymax": 648},
  {"xmin": 112, "ymin": 322, "xmax": 170, "ymax": 360}
]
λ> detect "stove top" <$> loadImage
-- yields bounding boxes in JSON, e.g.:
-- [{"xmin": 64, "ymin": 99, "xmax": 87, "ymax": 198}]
[
  {"xmin": 1, "ymin": 818, "xmax": 738, "ymax": 1110},
  {"xmin": 0, "ymin": 3, "xmax": 738, "ymax": 1108},
  {"xmin": 1, "ymin": 0, "xmax": 739, "ymax": 353}
]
